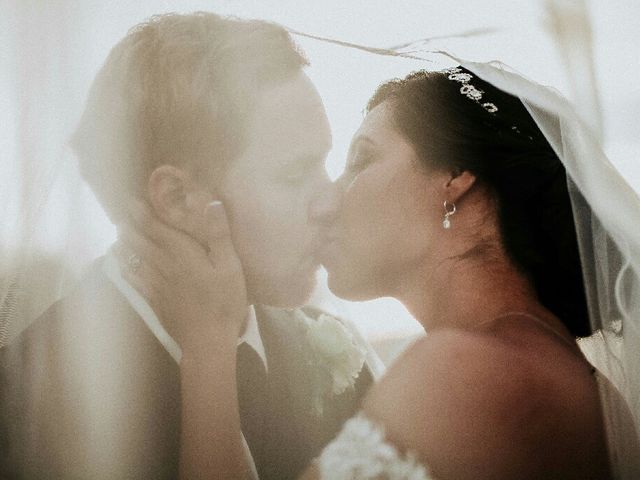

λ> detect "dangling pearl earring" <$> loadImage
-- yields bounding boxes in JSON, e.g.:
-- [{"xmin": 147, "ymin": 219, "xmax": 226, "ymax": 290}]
[{"xmin": 443, "ymin": 201, "xmax": 456, "ymax": 229}]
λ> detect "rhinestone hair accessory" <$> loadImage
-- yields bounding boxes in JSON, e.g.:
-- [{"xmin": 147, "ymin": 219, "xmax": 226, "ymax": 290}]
[{"xmin": 444, "ymin": 67, "xmax": 498, "ymax": 114}]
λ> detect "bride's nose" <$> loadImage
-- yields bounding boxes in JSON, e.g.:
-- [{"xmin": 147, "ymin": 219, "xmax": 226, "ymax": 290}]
[{"xmin": 308, "ymin": 181, "xmax": 342, "ymax": 226}]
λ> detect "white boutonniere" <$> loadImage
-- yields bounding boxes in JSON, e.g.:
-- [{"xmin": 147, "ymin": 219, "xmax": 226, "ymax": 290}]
[{"xmin": 294, "ymin": 310, "xmax": 367, "ymax": 415}]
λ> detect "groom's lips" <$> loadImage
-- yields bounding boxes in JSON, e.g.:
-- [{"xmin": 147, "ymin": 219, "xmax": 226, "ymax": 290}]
[
  {"xmin": 317, "ymin": 235, "xmax": 339, "ymax": 267},
  {"xmin": 305, "ymin": 241, "xmax": 325, "ymax": 268}
]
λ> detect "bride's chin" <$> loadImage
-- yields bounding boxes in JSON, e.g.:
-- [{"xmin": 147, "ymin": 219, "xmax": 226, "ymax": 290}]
[{"xmin": 326, "ymin": 273, "xmax": 377, "ymax": 302}]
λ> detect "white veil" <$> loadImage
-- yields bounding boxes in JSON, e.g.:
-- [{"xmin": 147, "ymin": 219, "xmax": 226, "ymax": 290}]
[
  {"xmin": 451, "ymin": 7, "xmax": 640, "ymax": 475},
  {"xmin": 452, "ymin": 57, "xmax": 640, "ymax": 479},
  {"xmin": 2, "ymin": 0, "xmax": 640, "ymax": 477}
]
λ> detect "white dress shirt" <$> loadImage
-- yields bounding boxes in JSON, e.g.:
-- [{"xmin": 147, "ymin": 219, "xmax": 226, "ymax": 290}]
[{"xmin": 102, "ymin": 250, "xmax": 262, "ymax": 479}]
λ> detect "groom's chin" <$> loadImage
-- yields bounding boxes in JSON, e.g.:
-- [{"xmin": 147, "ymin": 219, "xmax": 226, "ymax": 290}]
[
  {"xmin": 326, "ymin": 270, "xmax": 376, "ymax": 303},
  {"xmin": 247, "ymin": 269, "xmax": 318, "ymax": 309}
]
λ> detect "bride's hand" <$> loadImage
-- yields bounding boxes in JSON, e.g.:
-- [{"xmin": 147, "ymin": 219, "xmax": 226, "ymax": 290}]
[
  {"xmin": 119, "ymin": 198, "xmax": 253, "ymax": 478},
  {"xmin": 118, "ymin": 198, "xmax": 247, "ymax": 355}
]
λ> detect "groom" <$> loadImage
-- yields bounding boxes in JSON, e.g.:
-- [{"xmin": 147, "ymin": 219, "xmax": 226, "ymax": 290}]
[{"xmin": 0, "ymin": 13, "xmax": 375, "ymax": 479}]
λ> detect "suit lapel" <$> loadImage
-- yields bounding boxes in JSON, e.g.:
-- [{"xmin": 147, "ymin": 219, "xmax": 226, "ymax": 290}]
[
  {"xmin": 254, "ymin": 305, "xmax": 374, "ymax": 480},
  {"xmin": 1, "ymin": 262, "xmax": 182, "ymax": 479}
]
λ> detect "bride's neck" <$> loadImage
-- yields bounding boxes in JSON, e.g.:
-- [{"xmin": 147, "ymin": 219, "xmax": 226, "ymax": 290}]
[{"xmin": 397, "ymin": 251, "xmax": 540, "ymax": 332}]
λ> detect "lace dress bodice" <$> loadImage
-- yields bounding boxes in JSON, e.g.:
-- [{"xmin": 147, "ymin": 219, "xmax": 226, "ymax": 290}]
[{"xmin": 316, "ymin": 413, "xmax": 433, "ymax": 480}]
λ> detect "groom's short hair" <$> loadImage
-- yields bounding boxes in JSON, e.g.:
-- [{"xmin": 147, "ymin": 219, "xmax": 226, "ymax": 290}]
[{"xmin": 70, "ymin": 12, "xmax": 308, "ymax": 221}]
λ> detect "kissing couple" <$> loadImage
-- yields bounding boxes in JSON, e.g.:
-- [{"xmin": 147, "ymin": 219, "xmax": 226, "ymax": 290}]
[{"xmin": 2, "ymin": 12, "xmax": 639, "ymax": 480}]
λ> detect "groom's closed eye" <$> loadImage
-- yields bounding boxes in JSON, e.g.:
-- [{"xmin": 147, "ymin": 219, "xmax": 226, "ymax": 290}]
[{"xmin": 279, "ymin": 155, "xmax": 327, "ymax": 185}]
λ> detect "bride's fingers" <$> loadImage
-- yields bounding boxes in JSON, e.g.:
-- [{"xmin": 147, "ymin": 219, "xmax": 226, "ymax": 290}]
[
  {"xmin": 126, "ymin": 197, "xmax": 200, "ymax": 253},
  {"xmin": 120, "ymin": 260, "xmax": 160, "ymax": 305},
  {"xmin": 118, "ymin": 223, "xmax": 178, "ymax": 281},
  {"xmin": 204, "ymin": 201, "xmax": 240, "ymax": 268},
  {"xmin": 115, "ymin": 236, "xmax": 165, "ymax": 300},
  {"xmin": 123, "ymin": 197, "xmax": 241, "ymax": 283},
  {"xmin": 124, "ymin": 198, "xmax": 157, "ymax": 237}
]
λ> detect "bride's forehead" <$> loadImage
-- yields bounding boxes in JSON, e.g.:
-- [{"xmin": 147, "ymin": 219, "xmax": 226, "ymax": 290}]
[
  {"xmin": 358, "ymin": 103, "xmax": 395, "ymax": 135},
  {"xmin": 351, "ymin": 105, "xmax": 410, "ymax": 151}
]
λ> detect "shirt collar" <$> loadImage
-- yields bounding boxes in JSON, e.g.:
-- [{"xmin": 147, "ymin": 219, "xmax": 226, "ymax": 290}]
[{"xmin": 102, "ymin": 249, "xmax": 268, "ymax": 371}]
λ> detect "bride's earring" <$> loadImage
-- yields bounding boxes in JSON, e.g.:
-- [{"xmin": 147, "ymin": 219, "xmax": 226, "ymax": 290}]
[{"xmin": 442, "ymin": 201, "xmax": 456, "ymax": 229}]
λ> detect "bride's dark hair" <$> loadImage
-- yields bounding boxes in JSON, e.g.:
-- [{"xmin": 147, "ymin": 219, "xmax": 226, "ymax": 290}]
[{"xmin": 367, "ymin": 67, "xmax": 591, "ymax": 337}]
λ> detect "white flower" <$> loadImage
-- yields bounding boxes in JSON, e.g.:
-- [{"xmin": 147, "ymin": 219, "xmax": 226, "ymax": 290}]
[
  {"xmin": 307, "ymin": 313, "xmax": 351, "ymax": 358},
  {"xmin": 288, "ymin": 309, "xmax": 368, "ymax": 414},
  {"xmin": 306, "ymin": 313, "xmax": 367, "ymax": 396}
]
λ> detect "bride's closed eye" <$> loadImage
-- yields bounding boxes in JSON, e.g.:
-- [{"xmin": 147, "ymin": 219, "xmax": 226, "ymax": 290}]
[
  {"xmin": 345, "ymin": 135, "xmax": 379, "ymax": 176},
  {"xmin": 346, "ymin": 152, "xmax": 374, "ymax": 174},
  {"xmin": 342, "ymin": 151, "xmax": 375, "ymax": 189}
]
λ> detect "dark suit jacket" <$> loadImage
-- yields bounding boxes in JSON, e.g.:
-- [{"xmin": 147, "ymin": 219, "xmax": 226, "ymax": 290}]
[
  {"xmin": 254, "ymin": 305, "xmax": 373, "ymax": 480},
  {"xmin": 0, "ymin": 263, "xmax": 372, "ymax": 479}
]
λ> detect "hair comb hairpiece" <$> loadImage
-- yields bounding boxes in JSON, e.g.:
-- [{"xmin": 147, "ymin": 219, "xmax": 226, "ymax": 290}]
[{"xmin": 444, "ymin": 67, "xmax": 498, "ymax": 114}]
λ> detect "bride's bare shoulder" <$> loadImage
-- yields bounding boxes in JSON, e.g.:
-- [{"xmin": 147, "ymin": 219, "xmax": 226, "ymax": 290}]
[
  {"xmin": 362, "ymin": 328, "xmax": 605, "ymax": 478},
  {"xmin": 363, "ymin": 328, "xmax": 537, "ymax": 433}
]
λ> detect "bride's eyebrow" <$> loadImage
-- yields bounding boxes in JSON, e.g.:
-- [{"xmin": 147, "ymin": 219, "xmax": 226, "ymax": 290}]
[
  {"xmin": 352, "ymin": 135, "xmax": 377, "ymax": 148},
  {"xmin": 347, "ymin": 135, "xmax": 377, "ymax": 157}
]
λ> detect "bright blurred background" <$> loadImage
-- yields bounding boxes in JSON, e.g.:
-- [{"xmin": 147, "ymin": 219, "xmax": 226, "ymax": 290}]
[{"xmin": 2, "ymin": 0, "xmax": 639, "ymax": 362}]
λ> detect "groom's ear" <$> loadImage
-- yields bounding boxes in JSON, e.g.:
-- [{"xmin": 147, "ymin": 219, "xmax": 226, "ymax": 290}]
[{"xmin": 147, "ymin": 165, "xmax": 212, "ymax": 241}]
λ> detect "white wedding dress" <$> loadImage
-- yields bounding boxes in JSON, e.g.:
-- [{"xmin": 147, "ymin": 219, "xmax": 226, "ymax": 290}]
[{"xmin": 317, "ymin": 413, "xmax": 432, "ymax": 480}]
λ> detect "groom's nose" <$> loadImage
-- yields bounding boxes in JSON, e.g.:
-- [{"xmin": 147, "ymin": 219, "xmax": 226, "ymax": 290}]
[{"xmin": 308, "ymin": 181, "xmax": 341, "ymax": 227}]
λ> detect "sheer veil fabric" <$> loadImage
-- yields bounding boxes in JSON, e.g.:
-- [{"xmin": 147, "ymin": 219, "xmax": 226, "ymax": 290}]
[
  {"xmin": 2, "ymin": 0, "xmax": 640, "ymax": 478},
  {"xmin": 453, "ymin": 58, "xmax": 640, "ymax": 478}
]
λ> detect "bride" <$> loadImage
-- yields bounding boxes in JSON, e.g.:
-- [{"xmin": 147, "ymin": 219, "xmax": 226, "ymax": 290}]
[{"xmin": 122, "ymin": 65, "xmax": 640, "ymax": 478}]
